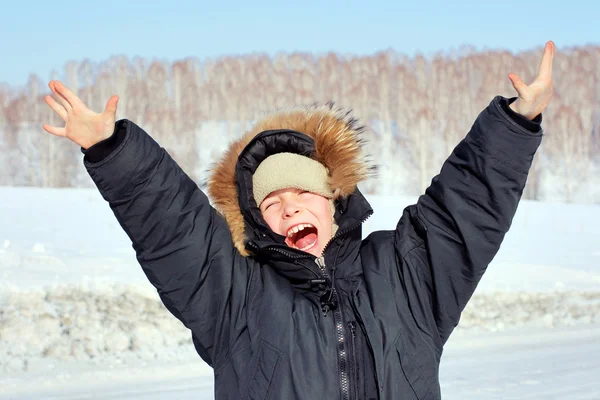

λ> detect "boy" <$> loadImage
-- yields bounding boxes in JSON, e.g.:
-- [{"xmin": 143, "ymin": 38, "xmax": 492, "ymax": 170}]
[{"xmin": 43, "ymin": 41, "xmax": 555, "ymax": 400}]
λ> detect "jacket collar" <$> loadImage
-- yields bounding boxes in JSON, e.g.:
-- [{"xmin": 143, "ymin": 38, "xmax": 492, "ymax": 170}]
[{"xmin": 234, "ymin": 129, "xmax": 374, "ymax": 313}]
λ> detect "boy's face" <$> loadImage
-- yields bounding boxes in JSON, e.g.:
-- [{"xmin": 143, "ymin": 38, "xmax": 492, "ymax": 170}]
[{"xmin": 259, "ymin": 188, "xmax": 333, "ymax": 257}]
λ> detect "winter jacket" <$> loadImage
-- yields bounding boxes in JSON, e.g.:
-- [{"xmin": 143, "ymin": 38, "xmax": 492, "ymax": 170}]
[{"xmin": 82, "ymin": 96, "xmax": 542, "ymax": 400}]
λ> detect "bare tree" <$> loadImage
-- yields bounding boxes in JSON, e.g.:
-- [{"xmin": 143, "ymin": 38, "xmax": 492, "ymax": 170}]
[
  {"xmin": 0, "ymin": 45, "xmax": 598, "ymax": 203},
  {"xmin": 549, "ymin": 105, "xmax": 587, "ymax": 201}
]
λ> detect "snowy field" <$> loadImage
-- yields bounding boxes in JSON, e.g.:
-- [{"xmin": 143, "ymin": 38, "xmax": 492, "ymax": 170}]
[{"xmin": 1, "ymin": 186, "xmax": 599, "ymax": 399}]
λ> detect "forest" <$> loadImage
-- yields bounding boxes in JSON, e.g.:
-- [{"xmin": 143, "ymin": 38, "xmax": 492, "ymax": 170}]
[{"xmin": 1, "ymin": 45, "xmax": 598, "ymax": 202}]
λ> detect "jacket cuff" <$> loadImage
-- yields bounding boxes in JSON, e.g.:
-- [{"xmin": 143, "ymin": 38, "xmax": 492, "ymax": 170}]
[
  {"xmin": 501, "ymin": 97, "xmax": 542, "ymax": 133},
  {"xmin": 83, "ymin": 119, "xmax": 163, "ymax": 202},
  {"xmin": 80, "ymin": 121, "xmax": 127, "ymax": 163},
  {"xmin": 466, "ymin": 96, "xmax": 543, "ymax": 175}
]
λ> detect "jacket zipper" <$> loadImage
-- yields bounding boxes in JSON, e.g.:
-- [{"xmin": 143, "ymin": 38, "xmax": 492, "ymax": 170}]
[
  {"xmin": 316, "ymin": 256, "xmax": 351, "ymax": 400},
  {"xmin": 250, "ymin": 208, "xmax": 374, "ymax": 400},
  {"xmin": 314, "ymin": 256, "xmax": 331, "ymax": 314},
  {"xmin": 348, "ymin": 321, "xmax": 359, "ymax": 400},
  {"xmin": 304, "ymin": 211, "xmax": 374, "ymax": 400}
]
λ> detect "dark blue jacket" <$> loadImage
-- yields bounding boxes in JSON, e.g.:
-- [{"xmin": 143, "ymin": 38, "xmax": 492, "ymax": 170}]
[{"xmin": 83, "ymin": 96, "xmax": 542, "ymax": 399}]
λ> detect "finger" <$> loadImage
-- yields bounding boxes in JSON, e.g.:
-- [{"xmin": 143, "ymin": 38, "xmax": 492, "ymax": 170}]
[
  {"xmin": 43, "ymin": 124, "xmax": 66, "ymax": 137},
  {"xmin": 44, "ymin": 95, "xmax": 68, "ymax": 121},
  {"xmin": 53, "ymin": 80, "xmax": 86, "ymax": 110},
  {"xmin": 103, "ymin": 95, "xmax": 119, "ymax": 117},
  {"xmin": 537, "ymin": 41, "xmax": 555, "ymax": 79},
  {"xmin": 48, "ymin": 81, "xmax": 72, "ymax": 111},
  {"xmin": 508, "ymin": 73, "xmax": 527, "ymax": 95}
]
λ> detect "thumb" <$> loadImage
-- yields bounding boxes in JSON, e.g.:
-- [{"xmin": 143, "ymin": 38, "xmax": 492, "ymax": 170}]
[
  {"xmin": 104, "ymin": 95, "xmax": 119, "ymax": 117},
  {"xmin": 508, "ymin": 73, "xmax": 527, "ymax": 95}
]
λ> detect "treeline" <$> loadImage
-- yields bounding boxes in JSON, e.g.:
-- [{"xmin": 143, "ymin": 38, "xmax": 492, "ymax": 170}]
[{"xmin": 1, "ymin": 45, "xmax": 598, "ymax": 202}]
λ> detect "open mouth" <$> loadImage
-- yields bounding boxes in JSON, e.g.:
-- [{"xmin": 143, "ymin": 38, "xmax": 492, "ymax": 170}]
[{"xmin": 285, "ymin": 223, "xmax": 319, "ymax": 252}]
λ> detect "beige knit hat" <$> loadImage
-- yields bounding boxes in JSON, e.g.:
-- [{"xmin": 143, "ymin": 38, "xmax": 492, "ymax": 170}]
[
  {"xmin": 253, "ymin": 153, "xmax": 333, "ymax": 205},
  {"xmin": 252, "ymin": 152, "xmax": 338, "ymax": 234}
]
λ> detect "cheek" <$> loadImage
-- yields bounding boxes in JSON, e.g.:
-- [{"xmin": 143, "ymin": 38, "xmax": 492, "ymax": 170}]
[
  {"xmin": 262, "ymin": 211, "xmax": 283, "ymax": 235},
  {"xmin": 312, "ymin": 199, "xmax": 333, "ymax": 232}
]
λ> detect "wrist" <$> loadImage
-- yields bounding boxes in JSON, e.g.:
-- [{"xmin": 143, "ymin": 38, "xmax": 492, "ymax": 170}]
[
  {"xmin": 508, "ymin": 100, "xmax": 524, "ymax": 117},
  {"xmin": 509, "ymin": 100, "xmax": 537, "ymax": 121}
]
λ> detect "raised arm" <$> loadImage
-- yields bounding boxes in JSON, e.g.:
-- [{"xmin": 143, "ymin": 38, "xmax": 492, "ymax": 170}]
[
  {"xmin": 395, "ymin": 41, "xmax": 555, "ymax": 348},
  {"xmin": 43, "ymin": 82, "xmax": 253, "ymax": 367}
]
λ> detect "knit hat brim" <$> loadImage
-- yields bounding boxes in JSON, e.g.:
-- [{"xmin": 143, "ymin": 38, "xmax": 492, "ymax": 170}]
[{"xmin": 252, "ymin": 152, "xmax": 333, "ymax": 207}]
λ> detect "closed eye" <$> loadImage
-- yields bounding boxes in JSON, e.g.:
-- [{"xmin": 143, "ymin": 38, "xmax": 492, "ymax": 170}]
[{"xmin": 263, "ymin": 201, "xmax": 279, "ymax": 210}]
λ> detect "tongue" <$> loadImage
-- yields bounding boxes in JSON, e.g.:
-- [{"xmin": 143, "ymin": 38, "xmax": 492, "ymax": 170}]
[{"xmin": 295, "ymin": 232, "xmax": 318, "ymax": 250}]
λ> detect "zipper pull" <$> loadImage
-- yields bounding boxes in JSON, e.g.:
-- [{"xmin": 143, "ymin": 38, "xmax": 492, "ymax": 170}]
[
  {"xmin": 348, "ymin": 321, "xmax": 357, "ymax": 338},
  {"xmin": 315, "ymin": 256, "xmax": 326, "ymax": 272}
]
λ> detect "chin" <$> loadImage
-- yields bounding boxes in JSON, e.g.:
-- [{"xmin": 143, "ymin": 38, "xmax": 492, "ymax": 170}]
[
  {"xmin": 306, "ymin": 237, "xmax": 325, "ymax": 257},
  {"xmin": 307, "ymin": 247, "xmax": 323, "ymax": 257}
]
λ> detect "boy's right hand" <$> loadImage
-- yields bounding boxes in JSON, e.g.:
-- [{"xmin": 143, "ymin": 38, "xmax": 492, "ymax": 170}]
[{"xmin": 43, "ymin": 80, "xmax": 119, "ymax": 150}]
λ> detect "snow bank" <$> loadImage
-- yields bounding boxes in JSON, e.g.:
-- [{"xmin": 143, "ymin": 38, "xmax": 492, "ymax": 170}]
[
  {"xmin": 2, "ymin": 282, "xmax": 599, "ymax": 373},
  {"xmin": 0, "ymin": 283, "xmax": 194, "ymax": 373},
  {"xmin": 460, "ymin": 290, "xmax": 599, "ymax": 331}
]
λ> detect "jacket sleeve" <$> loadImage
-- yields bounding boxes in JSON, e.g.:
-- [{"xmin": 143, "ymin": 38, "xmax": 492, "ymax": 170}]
[
  {"xmin": 83, "ymin": 119, "xmax": 253, "ymax": 368},
  {"xmin": 394, "ymin": 96, "xmax": 543, "ymax": 348}
]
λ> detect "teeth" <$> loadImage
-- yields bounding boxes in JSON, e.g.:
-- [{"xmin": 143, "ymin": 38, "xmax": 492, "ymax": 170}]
[{"xmin": 287, "ymin": 223, "xmax": 314, "ymax": 237}]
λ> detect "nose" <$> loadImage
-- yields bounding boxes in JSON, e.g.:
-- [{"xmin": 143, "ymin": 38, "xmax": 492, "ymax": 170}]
[{"xmin": 282, "ymin": 201, "xmax": 301, "ymax": 218}]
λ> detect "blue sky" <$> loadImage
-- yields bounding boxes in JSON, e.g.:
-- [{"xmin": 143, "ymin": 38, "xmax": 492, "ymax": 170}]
[{"xmin": 3, "ymin": 0, "xmax": 598, "ymax": 86}]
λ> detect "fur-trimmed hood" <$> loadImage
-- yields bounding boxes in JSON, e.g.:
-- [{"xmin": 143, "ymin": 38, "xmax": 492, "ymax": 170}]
[{"xmin": 206, "ymin": 102, "xmax": 376, "ymax": 256}]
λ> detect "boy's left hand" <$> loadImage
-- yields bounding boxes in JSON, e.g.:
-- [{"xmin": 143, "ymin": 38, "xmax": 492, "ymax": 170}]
[{"xmin": 508, "ymin": 41, "xmax": 555, "ymax": 120}]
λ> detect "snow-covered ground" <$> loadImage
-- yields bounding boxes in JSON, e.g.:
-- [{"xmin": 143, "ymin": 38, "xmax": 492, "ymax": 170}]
[
  {"xmin": 2, "ymin": 325, "xmax": 598, "ymax": 400},
  {"xmin": 1, "ymin": 187, "xmax": 599, "ymax": 399}
]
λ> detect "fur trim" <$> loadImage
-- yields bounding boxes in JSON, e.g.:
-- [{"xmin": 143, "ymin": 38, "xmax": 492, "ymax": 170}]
[{"xmin": 206, "ymin": 102, "xmax": 375, "ymax": 256}]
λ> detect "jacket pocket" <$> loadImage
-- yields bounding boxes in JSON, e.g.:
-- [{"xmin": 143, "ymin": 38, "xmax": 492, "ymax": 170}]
[
  {"xmin": 243, "ymin": 340, "xmax": 282, "ymax": 400},
  {"xmin": 395, "ymin": 335, "xmax": 439, "ymax": 400}
]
